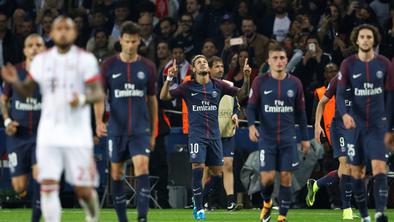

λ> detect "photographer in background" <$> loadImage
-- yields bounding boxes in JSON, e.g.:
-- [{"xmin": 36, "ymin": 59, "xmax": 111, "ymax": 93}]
[{"xmin": 293, "ymin": 35, "xmax": 332, "ymax": 124}]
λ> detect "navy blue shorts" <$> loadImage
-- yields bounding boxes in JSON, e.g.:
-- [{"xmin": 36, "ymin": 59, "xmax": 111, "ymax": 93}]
[
  {"xmin": 188, "ymin": 138, "xmax": 223, "ymax": 166},
  {"xmin": 107, "ymin": 134, "xmax": 151, "ymax": 163},
  {"xmin": 222, "ymin": 137, "xmax": 235, "ymax": 158},
  {"xmin": 347, "ymin": 126, "xmax": 388, "ymax": 165},
  {"xmin": 6, "ymin": 135, "xmax": 36, "ymax": 177},
  {"xmin": 330, "ymin": 120, "xmax": 353, "ymax": 158},
  {"xmin": 259, "ymin": 139, "xmax": 299, "ymax": 172}
]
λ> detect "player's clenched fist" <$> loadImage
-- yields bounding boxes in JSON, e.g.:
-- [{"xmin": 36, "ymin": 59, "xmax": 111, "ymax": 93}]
[{"xmin": 1, "ymin": 63, "xmax": 20, "ymax": 84}]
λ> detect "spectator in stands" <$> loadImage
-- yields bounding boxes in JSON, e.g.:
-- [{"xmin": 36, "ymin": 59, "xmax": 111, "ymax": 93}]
[
  {"xmin": 233, "ymin": 0, "xmax": 253, "ymax": 30},
  {"xmin": 138, "ymin": 0, "xmax": 160, "ymax": 27},
  {"xmin": 90, "ymin": 8, "xmax": 110, "ymax": 35},
  {"xmin": 341, "ymin": 2, "xmax": 381, "ymax": 39},
  {"xmin": 317, "ymin": 4, "xmax": 342, "ymax": 54},
  {"xmin": 241, "ymin": 17, "xmax": 270, "ymax": 67},
  {"xmin": 201, "ymin": 0, "xmax": 227, "ymax": 41},
  {"xmin": 369, "ymin": 0, "xmax": 390, "ymax": 27},
  {"xmin": 186, "ymin": 0, "xmax": 202, "ymax": 20},
  {"xmin": 19, "ymin": 17, "xmax": 35, "ymax": 39},
  {"xmin": 110, "ymin": 1, "xmax": 130, "ymax": 39},
  {"xmin": 11, "ymin": 8, "xmax": 26, "ymax": 35},
  {"xmin": 173, "ymin": 13, "xmax": 196, "ymax": 60},
  {"xmin": 259, "ymin": 0, "xmax": 291, "ymax": 42},
  {"xmin": 87, "ymin": 28, "xmax": 116, "ymax": 64},
  {"xmin": 0, "ymin": 12, "xmax": 22, "ymax": 65},
  {"xmin": 381, "ymin": 6, "xmax": 394, "ymax": 60},
  {"xmin": 293, "ymin": 35, "xmax": 332, "ymax": 124},
  {"xmin": 158, "ymin": 17, "xmax": 176, "ymax": 42},
  {"xmin": 156, "ymin": 40, "xmax": 171, "ymax": 73},
  {"xmin": 39, "ymin": 10, "xmax": 54, "ymax": 47},
  {"xmin": 217, "ymin": 13, "xmax": 238, "ymax": 53},
  {"xmin": 72, "ymin": 11, "xmax": 91, "ymax": 48},
  {"xmin": 138, "ymin": 14, "xmax": 157, "ymax": 63},
  {"xmin": 201, "ymin": 38, "xmax": 218, "ymax": 63}
]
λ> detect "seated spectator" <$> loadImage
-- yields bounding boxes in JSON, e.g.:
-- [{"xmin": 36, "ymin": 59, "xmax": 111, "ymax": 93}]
[
  {"xmin": 138, "ymin": 14, "xmax": 157, "ymax": 63},
  {"xmin": 241, "ymin": 17, "xmax": 269, "ymax": 67},
  {"xmin": 173, "ymin": 13, "xmax": 197, "ymax": 60},
  {"xmin": 156, "ymin": 40, "xmax": 171, "ymax": 73},
  {"xmin": 259, "ymin": 0, "xmax": 291, "ymax": 42},
  {"xmin": 201, "ymin": 38, "xmax": 218, "ymax": 63},
  {"xmin": 293, "ymin": 35, "xmax": 332, "ymax": 124},
  {"xmin": 158, "ymin": 17, "xmax": 176, "ymax": 42},
  {"xmin": 87, "ymin": 28, "xmax": 116, "ymax": 64},
  {"xmin": 72, "ymin": 10, "xmax": 91, "ymax": 48},
  {"xmin": 110, "ymin": 1, "xmax": 130, "ymax": 39}
]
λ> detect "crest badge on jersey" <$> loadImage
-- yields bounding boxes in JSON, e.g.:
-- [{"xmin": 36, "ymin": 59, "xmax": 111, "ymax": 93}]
[
  {"xmin": 137, "ymin": 71, "xmax": 145, "ymax": 80},
  {"xmin": 376, "ymin": 70, "xmax": 383, "ymax": 79},
  {"xmin": 287, "ymin": 89, "xmax": 294, "ymax": 98},
  {"xmin": 212, "ymin": 90, "xmax": 218, "ymax": 98}
]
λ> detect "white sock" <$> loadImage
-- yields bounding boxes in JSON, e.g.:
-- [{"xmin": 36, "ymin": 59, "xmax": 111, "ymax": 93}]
[
  {"xmin": 79, "ymin": 190, "xmax": 100, "ymax": 222},
  {"xmin": 41, "ymin": 184, "xmax": 61, "ymax": 222}
]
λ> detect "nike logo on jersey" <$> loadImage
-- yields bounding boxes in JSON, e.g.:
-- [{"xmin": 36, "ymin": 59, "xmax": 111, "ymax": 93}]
[
  {"xmin": 264, "ymin": 90, "xmax": 273, "ymax": 95},
  {"xmin": 352, "ymin": 73, "xmax": 362, "ymax": 79},
  {"xmin": 191, "ymin": 93, "xmax": 198, "ymax": 96},
  {"xmin": 112, "ymin": 73, "xmax": 122, "ymax": 78},
  {"xmin": 292, "ymin": 162, "xmax": 299, "ymax": 167}
]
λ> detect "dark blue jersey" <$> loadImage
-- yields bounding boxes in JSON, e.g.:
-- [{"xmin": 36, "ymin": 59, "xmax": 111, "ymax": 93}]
[
  {"xmin": 324, "ymin": 75, "xmax": 352, "ymax": 123},
  {"xmin": 3, "ymin": 63, "xmax": 41, "ymax": 136},
  {"xmin": 169, "ymin": 78, "xmax": 239, "ymax": 140},
  {"xmin": 336, "ymin": 54, "xmax": 394, "ymax": 130},
  {"xmin": 101, "ymin": 55, "xmax": 157, "ymax": 136},
  {"xmin": 247, "ymin": 73, "xmax": 309, "ymax": 143}
]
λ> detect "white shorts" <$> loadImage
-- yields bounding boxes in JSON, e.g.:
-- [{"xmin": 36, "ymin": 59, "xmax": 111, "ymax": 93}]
[{"xmin": 37, "ymin": 146, "xmax": 99, "ymax": 187}]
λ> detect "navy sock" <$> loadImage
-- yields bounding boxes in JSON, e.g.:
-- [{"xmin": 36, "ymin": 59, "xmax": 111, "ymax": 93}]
[
  {"xmin": 374, "ymin": 173, "xmax": 388, "ymax": 213},
  {"xmin": 203, "ymin": 175, "xmax": 222, "ymax": 201},
  {"xmin": 317, "ymin": 170, "xmax": 339, "ymax": 188},
  {"xmin": 352, "ymin": 178, "xmax": 368, "ymax": 218},
  {"xmin": 192, "ymin": 168, "xmax": 204, "ymax": 211},
  {"xmin": 278, "ymin": 185, "xmax": 291, "ymax": 216},
  {"xmin": 31, "ymin": 180, "xmax": 41, "ymax": 222},
  {"xmin": 136, "ymin": 174, "xmax": 150, "ymax": 219},
  {"xmin": 112, "ymin": 179, "xmax": 128, "ymax": 222},
  {"xmin": 260, "ymin": 184, "xmax": 274, "ymax": 203},
  {"xmin": 340, "ymin": 175, "xmax": 352, "ymax": 209},
  {"xmin": 227, "ymin": 194, "xmax": 235, "ymax": 205}
]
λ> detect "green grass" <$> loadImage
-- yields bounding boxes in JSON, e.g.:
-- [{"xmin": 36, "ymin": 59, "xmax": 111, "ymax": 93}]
[{"xmin": 0, "ymin": 208, "xmax": 393, "ymax": 222}]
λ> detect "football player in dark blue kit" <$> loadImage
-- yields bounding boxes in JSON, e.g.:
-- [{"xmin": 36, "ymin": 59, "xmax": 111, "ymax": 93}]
[
  {"xmin": 95, "ymin": 22, "xmax": 158, "ymax": 222},
  {"xmin": 247, "ymin": 45, "xmax": 310, "ymax": 222},
  {"xmin": 307, "ymin": 64, "xmax": 354, "ymax": 220},
  {"xmin": 336, "ymin": 24, "xmax": 394, "ymax": 222},
  {"xmin": 0, "ymin": 34, "xmax": 45, "ymax": 222},
  {"xmin": 160, "ymin": 55, "xmax": 250, "ymax": 220}
]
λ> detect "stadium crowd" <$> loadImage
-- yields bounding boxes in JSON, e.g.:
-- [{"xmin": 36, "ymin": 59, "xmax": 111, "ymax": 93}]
[{"xmin": 0, "ymin": 0, "xmax": 394, "ymax": 220}]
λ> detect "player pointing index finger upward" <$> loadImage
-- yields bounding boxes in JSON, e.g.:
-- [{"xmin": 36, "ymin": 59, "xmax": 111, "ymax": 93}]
[{"xmin": 160, "ymin": 54, "xmax": 250, "ymax": 220}]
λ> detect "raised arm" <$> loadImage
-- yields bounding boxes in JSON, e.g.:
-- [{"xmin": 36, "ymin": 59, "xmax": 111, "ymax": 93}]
[
  {"xmin": 160, "ymin": 59, "xmax": 177, "ymax": 101},
  {"xmin": 237, "ymin": 58, "xmax": 251, "ymax": 100}
]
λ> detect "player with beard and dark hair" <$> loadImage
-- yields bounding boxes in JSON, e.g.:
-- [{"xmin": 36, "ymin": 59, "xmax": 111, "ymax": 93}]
[
  {"xmin": 160, "ymin": 55, "xmax": 250, "ymax": 220},
  {"xmin": 336, "ymin": 24, "xmax": 394, "ymax": 222},
  {"xmin": 2, "ymin": 16, "xmax": 105, "ymax": 222}
]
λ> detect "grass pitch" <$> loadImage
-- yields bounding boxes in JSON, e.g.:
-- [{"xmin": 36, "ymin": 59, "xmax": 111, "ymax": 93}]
[{"xmin": 0, "ymin": 208, "xmax": 393, "ymax": 222}]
